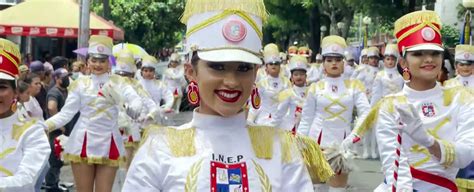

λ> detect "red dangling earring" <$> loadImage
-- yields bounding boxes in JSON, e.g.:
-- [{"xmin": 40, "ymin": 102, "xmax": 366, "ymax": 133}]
[
  {"xmin": 402, "ymin": 67, "xmax": 411, "ymax": 81},
  {"xmin": 11, "ymin": 99, "xmax": 17, "ymax": 112},
  {"xmin": 251, "ymin": 85, "xmax": 261, "ymax": 109},
  {"xmin": 187, "ymin": 81, "xmax": 200, "ymax": 106}
]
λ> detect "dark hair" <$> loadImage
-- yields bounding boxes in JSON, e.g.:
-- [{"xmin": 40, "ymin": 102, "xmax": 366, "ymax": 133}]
[
  {"xmin": 191, "ymin": 51, "xmax": 200, "ymax": 66},
  {"xmin": 17, "ymin": 81, "xmax": 29, "ymax": 94},
  {"xmin": 24, "ymin": 73, "xmax": 40, "ymax": 84},
  {"xmin": 52, "ymin": 56, "xmax": 69, "ymax": 70}
]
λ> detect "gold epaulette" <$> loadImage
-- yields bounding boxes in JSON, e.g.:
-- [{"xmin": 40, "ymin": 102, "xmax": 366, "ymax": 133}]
[
  {"xmin": 248, "ymin": 126, "xmax": 334, "ymax": 182},
  {"xmin": 443, "ymin": 86, "xmax": 474, "ymax": 106},
  {"xmin": 344, "ymin": 79, "xmax": 365, "ymax": 92},
  {"xmin": 141, "ymin": 124, "xmax": 196, "ymax": 157},
  {"xmin": 353, "ymin": 94, "xmax": 407, "ymax": 137},
  {"xmin": 12, "ymin": 118, "xmax": 37, "ymax": 141},
  {"xmin": 68, "ymin": 75, "xmax": 90, "ymax": 92},
  {"xmin": 277, "ymin": 88, "xmax": 293, "ymax": 102}
]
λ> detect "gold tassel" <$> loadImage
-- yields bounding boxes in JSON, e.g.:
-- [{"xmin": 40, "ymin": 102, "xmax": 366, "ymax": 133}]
[
  {"xmin": 248, "ymin": 126, "xmax": 276, "ymax": 159},
  {"xmin": 354, "ymin": 100, "xmax": 382, "ymax": 137},
  {"xmin": 344, "ymin": 79, "xmax": 365, "ymax": 92},
  {"xmin": 140, "ymin": 125, "xmax": 197, "ymax": 157},
  {"xmin": 295, "ymin": 135, "xmax": 334, "ymax": 182},
  {"xmin": 181, "ymin": 0, "xmax": 268, "ymax": 23}
]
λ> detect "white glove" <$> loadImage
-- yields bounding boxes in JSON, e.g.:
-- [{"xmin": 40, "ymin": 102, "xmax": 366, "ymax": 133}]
[
  {"xmin": 396, "ymin": 104, "xmax": 435, "ymax": 147},
  {"xmin": 341, "ymin": 133, "xmax": 360, "ymax": 153},
  {"xmin": 126, "ymin": 100, "xmax": 142, "ymax": 119}
]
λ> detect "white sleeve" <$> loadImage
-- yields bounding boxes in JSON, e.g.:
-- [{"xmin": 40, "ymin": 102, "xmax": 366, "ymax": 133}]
[
  {"xmin": 375, "ymin": 106, "xmax": 413, "ymax": 190},
  {"xmin": 297, "ymin": 88, "xmax": 316, "ymax": 136},
  {"xmin": 0, "ymin": 125, "xmax": 50, "ymax": 189},
  {"xmin": 440, "ymin": 100, "xmax": 474, "ymax": 168},
  {"xmin": 120, "ymin": 80, "xmax": 144, "ymax": 108},
  {"xmin": 161, "ymin": 86, "xmax": 174, "ymax": 110},
  {"xmin": 371, "ymin": 76, "xmax": 383, "ymax": 106},
  {"xmin": 270, "ymin": 97, "xmax": 290, "ymax": 127},
  {"xmin": 280, "ymin": 161, "xmax": 314, "ymax": 191},
  {"xmin": 122, "ymin": 137, "xmax": 163, "ymax": 191},
  {"xmin": 45, "ymin": 82, "xmax": 81, "ymax": 130},
  {"xmin": 353, "ymin": 82, "xmax": 371, "ymax": 129}
]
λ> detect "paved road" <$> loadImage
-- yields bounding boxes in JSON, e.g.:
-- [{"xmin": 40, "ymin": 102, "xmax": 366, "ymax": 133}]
[{"xmin": 56, "ymin": 112, "xmax": 384, "ymax": 192}]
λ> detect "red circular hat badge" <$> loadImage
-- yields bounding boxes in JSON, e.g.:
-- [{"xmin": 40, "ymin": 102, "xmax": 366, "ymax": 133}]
[
  {"xmin": 421, "ymin": 27, "xmax": 436, "ymax": 41},
  {"xmin": 222, "ymin": 20, "xmax": 247, "ymax": 43}
]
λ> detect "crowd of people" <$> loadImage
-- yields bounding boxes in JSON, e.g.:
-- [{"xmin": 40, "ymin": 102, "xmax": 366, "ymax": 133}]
[{"xmin": 1, "ymin": 0, "xmax": 473, "ymax": 192}]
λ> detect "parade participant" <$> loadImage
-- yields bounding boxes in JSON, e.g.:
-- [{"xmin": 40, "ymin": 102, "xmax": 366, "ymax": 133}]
[
  {"xmin": 343, "ymin": 51, "xmax": 356, "ymax": 79},
  {"xmin": 371, "ymin": 43, "xmax": 404, "ymax": 106},
  {"xmin": 163, "ymin": 53, "xmax": 186, "ymax": 114},
  {"xmin": 351, "ymin": 48, "xmax": 369, "ymax": 79},
  {"xmin": 444, "ymin": 45, "xmax": 474, "ymax": 89},
  {"xmin": 18, "ymin": 65, "xmax": 29, "ymax": 81},
  {"xmin": 307, "ymin": 53, "xmax": 324, "ymax": 85},
  {"xmin": 139, "ymin": 55, "xmax": 174, "ymax": 112},
  {"xmin": 247, "ymin": 43, "xmax": 291, "ymax": 125},
  {"xmin": 0, "ymin": 38, "xmax": 51, "ymax": 192},
  {"xmin": 372, "ymin": 10, "xmax": 474, "ymax": 191},
  {"xmin": 71, "ymin": 60, "xmax": 87, "ymax": 80},
  {"xmin": 123, "ymin": 0, "xmax": 334, "ymax": 190},
  {"xmin": 298, "ymin": 35, "xmax": 371, "ymax": 192},
  {"xmin": 270, "ymin": 55, "xmax": 309, "ymax": 132},
  {"xmin": 41, "ymin": 35, "xmax": 144, "ymax": 192},
  {"xmin": 288, "ymin": 45, "xmax": 298, "ymax": 59}
]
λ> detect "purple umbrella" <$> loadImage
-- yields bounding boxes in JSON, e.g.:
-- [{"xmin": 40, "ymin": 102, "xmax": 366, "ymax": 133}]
[{"xmin": 73, "ymin": 47, "xmax": 116, "ymax": 66}]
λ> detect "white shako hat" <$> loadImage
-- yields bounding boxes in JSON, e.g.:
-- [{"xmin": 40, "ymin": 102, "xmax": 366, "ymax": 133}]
[
  {"xmin": 288, "ymin": 55, "xmax": 309, "ymax": 72},
  {"xmin": 321, "ymin": 35, "xmax": 347, "ymax": 57},
  {"xmin": 384, "ymin": 43, "xmax": 400, "ymax": 58},
  {"xmin": 181, "ymin": 0, "xmax": 268, "ymax": 65},
  {"xmin": 455, "ymin": 44, "xmax": 474, "ymax": 64},
  {"xmin": 115, "ymin": 49, "xmax": 137, "ymax": 74},
  {"xmin": 142, "ymin": 55, "xmax": 159, "ymax": 69},
  {"xmin": 88, "ymin": 35, "xmax": 113, "ymax": 59}
]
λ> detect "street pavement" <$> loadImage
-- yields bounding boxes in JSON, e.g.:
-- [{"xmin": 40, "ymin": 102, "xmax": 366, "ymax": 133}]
[{"xmin": 56, "ymin": 111, "xmax": 384, "ymax": 192}]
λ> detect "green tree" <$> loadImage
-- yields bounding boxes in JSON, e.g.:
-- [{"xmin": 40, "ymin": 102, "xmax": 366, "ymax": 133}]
[{"xmin": 92, "ymin": 0, "xmax": 186, "ymax": 54}]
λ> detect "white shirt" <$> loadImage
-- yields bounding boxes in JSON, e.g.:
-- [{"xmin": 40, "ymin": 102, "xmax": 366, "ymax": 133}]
[
  {"xmin": 22, "ymin": 96, "xmax": 43, "ymax": 121},
  {"xmin": 123, "ymin": 110, "xmax": 316, "ymax": 191},
  {"xmin": 0, "ymin": 112, "xmax": 50, "ymax": 192}
]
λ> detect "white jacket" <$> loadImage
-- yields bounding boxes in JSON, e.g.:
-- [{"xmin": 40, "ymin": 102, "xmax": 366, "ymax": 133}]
[
  {"xmin": 370, "ymin": 67, "xmax": 404, "ymax": 106},
  {"xmin": 139, "ymin": 78, "xmax": 174, "ymax": 110},
  {"xmin": 271, "ymin": 86, "xmax": 307, "ymax": 131},
  {"xmin": 123, "ymin": 110, "xmax": 333, "ymax": 192},
  {"xmin": 0, "ymin": 112, "xmax": 50, "ymax": 192},
  {"xmin": 375, "ymin": 84, "xmax": 474, "ymax": 191},
  {"xmin": 298, "ymin": 77, "xmax": 371, "ymax": 148}
]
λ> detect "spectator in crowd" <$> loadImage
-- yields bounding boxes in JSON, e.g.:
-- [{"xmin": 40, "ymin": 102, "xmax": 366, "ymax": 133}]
[
  {"xmin": 52, "ymin": 56, "xmax": 69, "ymax": 70},
  {"xmin": 44, "ymin": 68, "xmax": 73, "ymax": 192},
  {"xmin": 71, "ymin": 60, "xmax": 87, "ymax": 80},
  {"xmin": 23, "ymin": 73, "xmax": 44, "ymax": 120},
  {"xmin": 30, "ymin": 61, "xmax": 49, "ymax": 119},
  {"xmin": 18, "ymin": 65, "xmax": 29, "ymax": 81}
]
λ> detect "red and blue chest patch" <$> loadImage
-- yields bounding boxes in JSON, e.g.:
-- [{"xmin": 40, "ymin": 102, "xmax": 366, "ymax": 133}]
[{"xmin": 210, "ymin": 161, "xmax": 249, "ymax": 192}]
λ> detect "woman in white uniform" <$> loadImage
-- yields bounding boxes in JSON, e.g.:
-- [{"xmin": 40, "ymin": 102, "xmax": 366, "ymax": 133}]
[
  {"xmin": 444, "ymin": 45, "xmax": 474, "ymax": 89},
  {"xmin": 123, "ymin": 1, "xmax": 334, "ymax": 191},
  {"xmin": 0, "ymin": 38, "xmax": 50, "ymax": 192},
  {"xmin": 41, "ymin": 35, "xmax": 144, "ymax": 192},
  {"xmin": 163, "ymin": 53, "xmax": 186, "ymax": 114},
  {"xmin": 271, "ymin": 55, "xmax": 309, "ymax": 133},
  {"xmin": 373, "ymin": 10, "xmax": 474, "ymax": 191},
  {"xmin": 298, "ymin": 35, "xmax": 371, "ymax": 192}
]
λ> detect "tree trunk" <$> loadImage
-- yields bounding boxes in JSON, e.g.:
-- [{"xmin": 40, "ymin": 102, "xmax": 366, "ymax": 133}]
[
  {"xmin": 103, "ymin": 0, "xmax": 111, "ymax": 20},
  {"xmin": 308, "ymin": 5, "xmax": 321, "ymax": 56},
  {"xmin": 329, "ymin": 11, "xmax": 338, "ymax": 35},
  {"xmin": 342, "ymin": 10, "xmax": 354, "ymax": 39}
]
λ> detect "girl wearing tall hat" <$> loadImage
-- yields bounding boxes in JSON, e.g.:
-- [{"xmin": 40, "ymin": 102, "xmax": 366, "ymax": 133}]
[
  {"xmin": 0, "ymin": 38, "xmax": 51, "ymax": 192},
  {"xmin": 298, "ymin": 35, "xmax": 371, "ymax": 192},
  {"xmin": 123, "ymin": 0, "xmax": 334, "ymax": 191},
  {"xmin": 139, "ymin": 55, "xmax": 174, "ymax": 114},
  {"xmin": 307, "ymin": 53, "xmax": 324, "ymax": 85},
  {"xmin": 41, "ymin": 35, "xmax": 145, "ymax": 192},
  {"xmin": 372, "ymin": 11, "xmax": 474, "ymax": 191},
  {"xmin": 163, "ymin": 53, "xmax": 186, "ymax": 114},
  {"xmin": 270, "ymin": 55, "xmax": 309, "ymax": 133},
  {"xmin": 247, "ymin": 43, "xmax": 291, "ymax": 125}
]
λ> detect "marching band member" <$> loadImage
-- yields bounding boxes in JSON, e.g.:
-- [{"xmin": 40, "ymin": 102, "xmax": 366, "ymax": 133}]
[
  {"xmin": 351, "ymin": 48, "xmax": 369, "ymax": 80},
  {"xmin": 343, "ymin": 51, "xmax": 356, "ymax": 79},
  {"xmin": 123, "ymin": 0, "xmax": 333, "ymax": 191},
  {"xmin": 41, "ymin": 35, "xmax": 144, "ymax": 192},
  {"xmin": 271, "ymin": 55, "xmax": 309, "ymax": 132},
  {"xmin": 444, "ymin": 45, "xmax": 474, "ymax": 191},
  {"xmin": 247, "ymin": 43, "xmax": 291, "ymax": 125},
  {"xmin": 288, "ymin": 45, "xmax": 298, "ymax": 60},
  {"xmin": 444, "ymin": 45, "xmax": 474, "ymax": 89},
  {"xmin": 371, "ymin": 43, "xmax": 405, "ymax": 106},
  {"xmin": 0, "ymin": 38, "xmax": 50, "ymax": 192},
  {"xmin": 139, "ymin": 55, "xmax": 174, "ymax": 112},
  {"xmin": 298, "ymin": 35, "xmax": 371, "ymax": 192},
  {"xmin": 163, "ymin": 53, "xmax": 186, "ymax": 114},
  {"xmin": 373, "ymin": 10, "xmax": 474, "ymax": 191}
]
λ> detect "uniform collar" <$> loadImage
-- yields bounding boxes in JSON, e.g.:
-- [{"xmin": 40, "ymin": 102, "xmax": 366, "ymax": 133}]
[
  {"xmin": 403, "ymin": 82, "xmax": 443, "ymax": 99},
  {"xmin": 91, "ymin": 73, "xmax": 110, "ymax": 82},
  {"xmin": 385, "ymin": 66, "xmax": 398, "ymax": 73},
  {"xmin": 191, "ymin": 109, "xmax": 247, "ymax": 130},
  {"xmin": 0, "ymin": 111, "xmax": 19, "ymax": 129}
]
